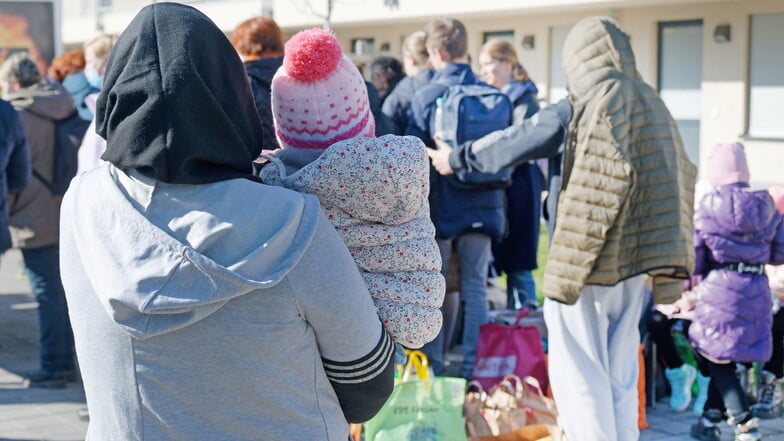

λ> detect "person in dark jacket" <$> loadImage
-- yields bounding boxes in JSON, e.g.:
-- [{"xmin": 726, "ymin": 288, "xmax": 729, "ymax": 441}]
[
  {"xmin": 0, "ymin": 52, "xmax": 76, "ymax": 389},
  {"xmin": 479, "ymin": 38, "xmax": 543, "ymax": 310},
  {"xmin": 406, "ymin": 18, "xmax": 506, "ymax": 379},
  {"xmin": 382, "ymin": 31, "xmax": 434, "ymax": 136},
  {"xmin": 0, "ymin": 99, "xmax": 31, "ymax": 261},
  {"xmin": 231, "ymin": 15, "xmax": 284, "ymax": 151},
  {"xmin": 684, "ymin": 142, "xmax": 784, "ymax": 441}
]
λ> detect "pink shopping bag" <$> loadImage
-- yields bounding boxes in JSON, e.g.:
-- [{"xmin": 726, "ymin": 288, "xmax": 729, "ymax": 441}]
[{"xmin": 471, "ymin": 308, "xmax": 548, "ymax": 392}]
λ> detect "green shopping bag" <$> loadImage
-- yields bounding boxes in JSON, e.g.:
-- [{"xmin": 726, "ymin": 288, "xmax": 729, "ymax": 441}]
[{"xmin": 365, "ymin": 351, "xmax": 468, "ymax": 441}]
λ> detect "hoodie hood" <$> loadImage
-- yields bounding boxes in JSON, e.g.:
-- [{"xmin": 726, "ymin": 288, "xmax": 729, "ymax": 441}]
[
  {"xmin": 96, "ymin": 2, "xmax": 263, "ymax": 185},
  {"xmin": 561, "ymin": 16, "xmax": 639, "ymax": 100},
  {"xmin": 64, "ymin": 165, "xmax": 319, "ymax": 339},
  {"xmin": 7, "ymin": 81, "xmax": 74, "ymax": 121},
  {"xmin": 502, "ymin": 80, "xmax": 538, "ymax": 104}
]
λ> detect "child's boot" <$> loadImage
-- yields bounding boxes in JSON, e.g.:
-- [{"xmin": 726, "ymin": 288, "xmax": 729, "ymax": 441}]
[
  {"xmin": 751, "ymin": 370, "xmax": 783, "ymax": 419},
  {"xmin": 734, "ymin": 416, "xmax": 761, "ymax": 441},
  {"xmin": 666, "ymin": 363, "xmax": 697, "ymax": 411},
  {"xmin": 693, "ymin": 373, "xmax": 711, "ymax": 415},
  {"xmin": 690, "ymin": 409, "xmax": 723, "ymax": 441}
]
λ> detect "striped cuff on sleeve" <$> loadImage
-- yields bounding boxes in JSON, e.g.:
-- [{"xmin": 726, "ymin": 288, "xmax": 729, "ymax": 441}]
[{"xmin": 322, "ymin": 329, "xmax": 394, "ymax": 384}]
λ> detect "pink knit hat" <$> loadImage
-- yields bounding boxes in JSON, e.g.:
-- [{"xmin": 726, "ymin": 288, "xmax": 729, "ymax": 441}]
[
  {"xmin": 769, "ymin": 186, "xmax": 784, "ymax": 215},
  {"xmin": 271, "ymin": 28, "xmax": 375, "ymax": 150},
  {"xmin": 706, "ymin": 142, "xmax": 750, "ymax": 187}
]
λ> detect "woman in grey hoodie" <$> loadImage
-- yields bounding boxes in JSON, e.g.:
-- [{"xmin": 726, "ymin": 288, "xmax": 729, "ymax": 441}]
[{"xmin": 59, "ymin": 4, "xmax": 394, "ymax": 440}]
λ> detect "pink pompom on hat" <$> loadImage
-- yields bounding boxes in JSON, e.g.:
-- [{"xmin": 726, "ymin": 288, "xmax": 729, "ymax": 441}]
[
  {"xmin": 706, "ymin": 142, "xmax": 750, "ymax": 187},
  {"xmin": 271, "ymin": 28, "xmax": 375, "ymax": 150},
  {"xmin": 769, "ymin": 186, "xmax": 784, "ymax": 215}
]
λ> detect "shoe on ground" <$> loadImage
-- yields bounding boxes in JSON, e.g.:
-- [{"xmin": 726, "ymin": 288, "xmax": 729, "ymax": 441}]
[
  {"xmin": 666, "ymin": 364, "xmax": 697, "ymax": 411},
  {"xmin": 690, "ymin": 416, "xmax": 721, "ymax": 441},
  {"xmin": 751, "ymin": 370, "xmax": 782, "ymax": 419},
  {"xmin": 77, "ymin": 407, "xmax": 90, "ymax": 421},
  {"xmin": 23, "ymin": 370, "xmax": 66, "ymax": 389},
  {"xmin": 734, "ymin": 416, "xmax": 761, "ymax": 441},
  {"xmin": 693, "ymin": 373, "xmax": 711, "ymax": 415}
]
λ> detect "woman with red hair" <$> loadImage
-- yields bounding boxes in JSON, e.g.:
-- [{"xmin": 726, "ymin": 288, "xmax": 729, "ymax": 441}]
[
  {"xmin": 231, "ymin": 15, "xmax": 284, "ymax": 151},
  {"xmin": 47, "ymin": 49, "xmax": 97, "ymax": 121}
]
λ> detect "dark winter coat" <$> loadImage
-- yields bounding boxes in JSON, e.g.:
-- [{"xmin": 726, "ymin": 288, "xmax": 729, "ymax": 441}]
[
  {"xmin": 689, "ymin": 184, "xmax": 784, "ymax": 363},
  {"xmin": 493, "ymin": 80, "xmax": 542, "ymax": 273},
  {"xmin": 382, "ymin": 69, "xmax": 434, "ymax": 136},
  {"xmin": 244, "ymin": 56, "xmax": 283, "ymax": 150},
  {"xmin": 0, "ymin": 100, "xmax": 31, "ymax": 254},
  {"xmin": 7, "ymin": 82, "xmax": 73, "ymax": 248}
]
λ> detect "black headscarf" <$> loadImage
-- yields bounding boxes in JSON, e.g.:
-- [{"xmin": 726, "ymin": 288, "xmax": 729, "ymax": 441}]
[{"xmin": 97, "ymin": 2, "xmax": 264, "ymax": 184}]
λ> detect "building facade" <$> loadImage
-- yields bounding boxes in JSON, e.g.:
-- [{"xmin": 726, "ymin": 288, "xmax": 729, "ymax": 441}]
[{"xmin": 61, "ymin": 0, "xmax": 784, "ymax": 187}]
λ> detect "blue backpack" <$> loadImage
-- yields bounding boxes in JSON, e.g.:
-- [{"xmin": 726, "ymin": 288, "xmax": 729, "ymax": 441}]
[{"xmin": 431, "ymin": 81, "xmax": 514, "ymax": 189}]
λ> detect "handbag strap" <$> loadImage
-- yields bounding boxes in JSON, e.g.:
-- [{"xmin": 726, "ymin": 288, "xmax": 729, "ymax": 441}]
[
  {"xmin": 512, "ymin": 307, "xmax": 532, "ymax": 327},
  {"xmin": 401, "ymin": 350, "xmax": 430, "ymax": 382}
]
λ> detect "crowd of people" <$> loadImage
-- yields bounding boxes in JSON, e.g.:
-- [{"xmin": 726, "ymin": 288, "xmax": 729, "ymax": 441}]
[{"xmin": 1, "ymin": 3, "xmax": 783, "ymax": 441}]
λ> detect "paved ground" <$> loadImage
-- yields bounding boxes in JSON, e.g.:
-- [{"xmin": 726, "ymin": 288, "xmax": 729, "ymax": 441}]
[{"xmin": 3, "ymin": 248, "xmax": 784, "ymax": 440}]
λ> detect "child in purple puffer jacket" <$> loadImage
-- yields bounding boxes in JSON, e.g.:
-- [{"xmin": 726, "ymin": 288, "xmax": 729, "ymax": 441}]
[{"xmin": 684, "ymin": 142, "xmax": 784, "ymax": 441}]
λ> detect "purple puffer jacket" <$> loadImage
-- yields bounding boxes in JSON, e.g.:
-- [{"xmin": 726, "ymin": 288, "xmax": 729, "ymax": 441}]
[{"xmin": 689, "ymin": 183, "xmax": 784, "ymax": 363}]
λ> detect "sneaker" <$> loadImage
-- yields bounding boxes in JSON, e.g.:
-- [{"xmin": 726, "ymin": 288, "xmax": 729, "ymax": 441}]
[
  {"xmin": 751, "ymin": 370, "xmax": 782, "ymax": 419},
  {"xmin": 23, "ymin": 370, "xmax": 66, "ymax": 389},
  {"xmin": 666, "ymin": 364, "xmax": 697, "ymax": 411},
  {"xmin": 693, "ymin": 373, "xmax": 711, "ymax": 415},
  {"xmin": 690, "ymin": 416, "xmax": 721, "ymax": 441},
  {"xmin": 734, "ymin": 417, "xmax": 761, "ymax": 441}
]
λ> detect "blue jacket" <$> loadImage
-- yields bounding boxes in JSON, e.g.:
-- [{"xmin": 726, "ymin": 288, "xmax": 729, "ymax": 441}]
[
  {"xmin": 0, "ymin": 100, "xmax": 31, "ymax": 254},
  {"xmin": 382, "ymin": 69, "xmax": 434, "ymax": 136},
  {"xmin": 493, "ymin": 81, "xmax": 543, "ymax": 272},
  {"xmin": 406, "ymin": 64, "xmax": 506, "ymax": 240},
  {"xmin": 62, "ymin": 72, "xmax": 99, "ymax": 121}
]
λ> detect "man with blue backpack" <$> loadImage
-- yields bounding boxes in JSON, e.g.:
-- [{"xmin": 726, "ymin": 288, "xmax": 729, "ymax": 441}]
[{"xmin": 406, "ymin": 17, "xmax": 512, "ymax": 379}]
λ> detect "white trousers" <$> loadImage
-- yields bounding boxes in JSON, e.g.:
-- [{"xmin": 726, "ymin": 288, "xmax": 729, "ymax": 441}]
[{"xmin": 544, "ymin": 275, "xmax": 645, "ymax": 441}]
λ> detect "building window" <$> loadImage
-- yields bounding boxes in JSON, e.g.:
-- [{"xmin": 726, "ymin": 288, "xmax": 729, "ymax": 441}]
[
  {"xmin": 748, "ymin": 12, "xmax": 784, "ymax": 139},
  {"xmin": 548, "ymin": 25, "xmax": 571, "ymax": 104},
  {"xmin": 482, "ymin": 30, "xmax": 514, "ymax": 44},
  {"xmin": 351, "ymin": 38, "xmax": 375, "ymax": 58}
]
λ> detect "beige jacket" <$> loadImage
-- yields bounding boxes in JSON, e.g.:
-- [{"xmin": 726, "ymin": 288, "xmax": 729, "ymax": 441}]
[
  {"xmin": 542, "ymin": 17, "xmax": 697, "ymax": 304},
  {"xmin": 7, "ymin": 82, "xmax": 74, "ymax": 248}
]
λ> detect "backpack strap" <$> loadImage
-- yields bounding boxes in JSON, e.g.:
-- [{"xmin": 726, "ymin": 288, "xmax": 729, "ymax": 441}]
[{"xmin": 32, "ymin": 169, "xmax": 57, "ymax": 195}]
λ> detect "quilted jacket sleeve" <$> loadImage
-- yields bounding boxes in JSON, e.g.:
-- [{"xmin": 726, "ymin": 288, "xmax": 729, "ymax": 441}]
[{"xmin": 543, "ymin": 94, "xmax": 633, "ymax": 304}]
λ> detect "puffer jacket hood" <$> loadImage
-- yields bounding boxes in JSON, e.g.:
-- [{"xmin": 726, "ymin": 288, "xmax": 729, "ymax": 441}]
[
  {"xmin": 696, "ymin": 185, "xmax": 781, "ymax": 263},
  {"xmin": 561, "ymin": 16, "xmax": 639, "ymax": 101},
  {"xmin": 62, "ymin": 165, "xmax": 318, "ymax": 340}
]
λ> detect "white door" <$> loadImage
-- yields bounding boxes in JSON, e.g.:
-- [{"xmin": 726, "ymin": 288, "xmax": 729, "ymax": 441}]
[{"xmin": 658, "ymin": 20, "xmax": 703, "ymax": 165}]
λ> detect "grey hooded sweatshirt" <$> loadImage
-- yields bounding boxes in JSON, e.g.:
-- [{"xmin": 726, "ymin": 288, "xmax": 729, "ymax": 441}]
[
  {"xmin": 61, "ymin": 165, "xmax": 395, "ymax": 440},
  {"xmin": 60, "ymin": 5, "xmax": 393, "ymax": 439}
]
